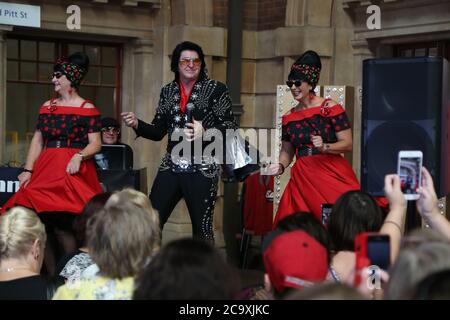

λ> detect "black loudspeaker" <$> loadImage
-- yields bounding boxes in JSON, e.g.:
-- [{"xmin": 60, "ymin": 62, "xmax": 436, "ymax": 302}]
[{"xmin": 361, "ymin": 57, "xmax": 450, "ymax": 197}]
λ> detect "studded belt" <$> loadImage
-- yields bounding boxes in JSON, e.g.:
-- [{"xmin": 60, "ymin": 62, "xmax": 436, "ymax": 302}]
[
  {"xmin": 46, "ymin": 140, "xmax": 86, "ymax": 149},
  {"xmin": 160, "ymin": 153, "xmax": 218, "ymax": 174},
  {"xmin": 296, "ymin": 146, "xmax": 321, "ymax": 157}
]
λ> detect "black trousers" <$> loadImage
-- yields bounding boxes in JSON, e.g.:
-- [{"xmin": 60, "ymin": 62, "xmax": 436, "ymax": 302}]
[{"xmin": 150, "ymin": 169, "xmax": 219, "ymax": 241}]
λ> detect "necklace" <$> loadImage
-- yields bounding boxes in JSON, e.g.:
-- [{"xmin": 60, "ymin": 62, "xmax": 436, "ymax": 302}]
[{"xmin": 0, "ymin": 267, "xmax": 32, "ymax": 273}]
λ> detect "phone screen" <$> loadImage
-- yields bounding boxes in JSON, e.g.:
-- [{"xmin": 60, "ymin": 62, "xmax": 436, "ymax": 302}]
[
  {"xmin": 398, "ymin": 155, "xmax": 422, "ymax": 195},
  {"xmin": 321, "ymin": 204, "xmax": 333, "ymax": 227},
  {"xmin": 367, "ymin": 235, "xmax": 390, "ymax": 270}
]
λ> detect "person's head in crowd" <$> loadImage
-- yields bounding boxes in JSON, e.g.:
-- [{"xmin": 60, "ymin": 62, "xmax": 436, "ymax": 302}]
[
  {"xmin": 385, "ymin": 229, "xmax": 450, "ymax": 299},
  {"xmin": 328, "ymin": 190, "xmax": 383, "ymax": 252},
  {"xmin": 105, "ymin": 188, "xmax": 157, "ymax": 215},
  {"xmin": 101, "ymin": 117, "xmax": 121, "ymax": 145},
  {"xmin": 285, "ymin": 282, "xmax": 367, "ymax": 300},
  {"xmin": 276, "ymin": 211, "xmax": 332, "ymax": 264},
  {"xmin": 105, "ymin": 189, "xmax": 160, "ymax": 242},
  {"xmin": 133, "ymin": 238, "xmax": 240, "ymax": 300},
  {"xmin": 262, "ymin": 229, "xmax": 328, "ymax": 299},
  {"xmin": 73, "ymin": 192, "xmax": 112, "ymax": 248},
  {"xmin": 53, "ymin": 52, "xmax": 89, "ymax": 93},
  {"xmin": 171, "ymin": 41, "xmax": 208, "ymax": 82},
  {"xmin": 399, "ymin": 227, "xmax": 445, "ymax": 250},
  {"xmin": 87, "ymin": 196, "xmax": 160, "ymax": 279},
  {"xmin": 0, "ymin": 207, "xmax": 46, "ymax": 275},
  {"xmin": 413, "ymin": 269, "xmax": 450, "ymax": 300}
]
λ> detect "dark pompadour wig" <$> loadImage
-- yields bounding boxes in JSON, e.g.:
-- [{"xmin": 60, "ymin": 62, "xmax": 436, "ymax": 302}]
[
  {"xmin": 170, "ymin": 41, "xmax": 208, "ymax": 81},
  {"xmin": 288, "ymin": 50, "xmax": 322, "ymax": 90}
]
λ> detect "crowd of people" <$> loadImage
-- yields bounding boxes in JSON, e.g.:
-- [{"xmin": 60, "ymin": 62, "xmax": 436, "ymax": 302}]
[
  {"xmin": 1, "ymin": 42, "xmax": 450, "ymax": 300},
  {"xmin": 2, "ymin": 167, "xmax": 450, "ymax": 300}
]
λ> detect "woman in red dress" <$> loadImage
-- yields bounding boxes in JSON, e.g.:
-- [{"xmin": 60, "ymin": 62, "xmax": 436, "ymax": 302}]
[
  {"xmin": 1, "ymin": 52, "xmax": 103, "ymax": 273},
  {"xmin": 272, "ymin": 50, "xmax": 360, "ymax": 225}
]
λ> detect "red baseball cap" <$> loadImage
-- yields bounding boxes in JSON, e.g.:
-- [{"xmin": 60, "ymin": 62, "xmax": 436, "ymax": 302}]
[{"xmin": 263, "ymin": 230, "xmax": 328, "ymax": 293}]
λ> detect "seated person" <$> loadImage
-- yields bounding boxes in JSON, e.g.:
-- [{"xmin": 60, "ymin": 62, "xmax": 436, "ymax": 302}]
[
  {"xmin": 53, "ymin": 190, "xmax": 161, "ymax": 300},
  {"xmin": 55, "ymin": 192, "xmax": 112, "ymax": 281},
  {"xmin": 0, "ymin": 206, "xmax": 64, "ymax": 299},
  {"xmin": 96, "ymin": 117, "xmax": 133, "ymax": 170}
]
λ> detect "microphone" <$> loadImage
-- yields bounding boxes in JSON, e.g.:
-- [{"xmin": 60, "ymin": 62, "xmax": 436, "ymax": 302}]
[{"xmin": 186, "ymin": 103, "xmax": 194, "ymax": 125}]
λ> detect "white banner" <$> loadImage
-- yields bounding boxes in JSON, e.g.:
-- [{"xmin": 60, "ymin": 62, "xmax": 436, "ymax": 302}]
[{"xmin": 0, "ymin": 2, "xmax": 40, "ymax": 28}]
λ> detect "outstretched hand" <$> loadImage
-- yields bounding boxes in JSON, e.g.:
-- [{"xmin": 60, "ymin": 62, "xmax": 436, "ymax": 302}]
[
  {"xmin": 416, "ymin": 166, "xmax": 439, "ymax": 221},
  {"xmin": 384, "ymin": 174, "xmax": 406, "ymax": 210},
  {"xmin": 121, "ymin": 112, "xmax": 138, "ymax": 129},
  {"xmin": 261, "ymin": 163, "xmax": 283, "ymax": 176}
]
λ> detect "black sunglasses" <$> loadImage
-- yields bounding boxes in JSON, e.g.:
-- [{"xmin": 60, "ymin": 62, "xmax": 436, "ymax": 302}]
[
  {"xmin": 52, "ymin": 72, "xmax": 63, "ymax": 79},
  {"xmin": 286, "ymin": 80, "xmax": 303, "ymax": 88},
  {"xmin": 101, "ymin": 127, "xmax": 120, "ymax": 134}
]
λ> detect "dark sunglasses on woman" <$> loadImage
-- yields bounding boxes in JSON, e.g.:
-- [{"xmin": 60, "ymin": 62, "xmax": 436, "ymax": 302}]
[
  {"xmin": 52, "ymin": 72, "xmax": 63, "ymax": 79},
  {"xmin": 286, "ymin": 80, "xmax": 303, "ymax": 88}
]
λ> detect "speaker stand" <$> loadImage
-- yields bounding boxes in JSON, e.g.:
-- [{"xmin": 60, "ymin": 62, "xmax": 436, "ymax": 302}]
[{"xmin": 405, "ymin": 200, "xmax": 422, "ymax": 233}]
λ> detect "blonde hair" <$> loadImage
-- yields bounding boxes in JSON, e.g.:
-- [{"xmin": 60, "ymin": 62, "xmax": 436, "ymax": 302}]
[
  {"xmin": 105, "ymin": 188, "xmax": 155, "ymax": 214},
  {"xmin": 105, "ymin": 188, "xmax": 160, "ymax": 249},
  {"xmin": 88, "ymin": 189, "xmax": 161, "ymax": 279},
  {"xmin": 0, "ymin": 206, "xmax": 46, "ymax": 261}
]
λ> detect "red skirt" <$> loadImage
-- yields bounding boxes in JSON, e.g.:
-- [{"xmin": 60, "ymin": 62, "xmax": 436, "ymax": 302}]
[
  {"xmin": 1, "ymin": 148, "xmax": 102, "ymax": 215},
  {"xmin": 274, "ymin": 154, "xmax": 360, "ymax": 225}
]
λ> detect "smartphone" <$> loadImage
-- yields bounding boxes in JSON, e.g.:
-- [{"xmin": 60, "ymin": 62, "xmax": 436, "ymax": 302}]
[
  {"xmin": 354, "ymin": 232, "xmax": 390, "ymax": 287},
  {"xmin": 355, "ymin": 232, "xmax": 391, "ymax": 270},
  {"xmin": 321, "ymin": 203, "xmax": 333, "ymax": 227},
  {"xmin": 367, "ymin": 234, "xmax": 390, "ymax": 270},
  {"xmin": 397, "ymin": 150, "xmax": 423, "ymax": 200}
]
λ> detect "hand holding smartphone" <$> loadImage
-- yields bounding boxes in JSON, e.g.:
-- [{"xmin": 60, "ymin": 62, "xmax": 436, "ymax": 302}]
[
  {"xmin": 354, "ymin": 232, "xmax": 390, "ymax": 287},
  {"xmin": 398, "ymin": 150, "xmax": 423, "ymax": 200}
]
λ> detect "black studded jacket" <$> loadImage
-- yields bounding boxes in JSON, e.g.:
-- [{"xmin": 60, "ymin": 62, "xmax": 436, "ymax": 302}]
[{"xmin": 134, "ymin": 78, "xmax": 237, "ymax": 171}]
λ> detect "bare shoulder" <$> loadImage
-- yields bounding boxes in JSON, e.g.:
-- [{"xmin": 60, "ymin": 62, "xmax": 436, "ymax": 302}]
[
  {"xmin": 42, "ymin": 100, "xmax": 52, "ymax": 107},
  {"xmin": 83, "ymin": 102, "xmax": 96, "ymax": 109}
]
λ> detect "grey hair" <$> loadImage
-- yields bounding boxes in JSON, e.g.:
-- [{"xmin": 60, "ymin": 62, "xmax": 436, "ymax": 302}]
[
  {"xmin": 385, "ymin": 229, "xmax": 450, "ymax": 299},
  {"xmin": 87, "ymin": 189, "xmax": 161, "ymax": 279}
]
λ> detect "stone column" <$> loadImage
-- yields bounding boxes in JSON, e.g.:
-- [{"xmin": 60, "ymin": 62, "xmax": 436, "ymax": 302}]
[
  {"xmin": 350, "ymin": 38, "xmax": 375, "ymax": 179},
  {"xmin": 285, "ymin": 0, "xmax": 305, "ymax": 26},
  {"xmin": 122, "ymin": 39, "xmax": 160, "ymax": 174},
  {"xmin": 222, "ymin": 0, "xmax": 244, "ymax": 266},
  {"xmin": 171, "ymin": 0, "xmax": 213, "ymax": 26},
  {"xmin": 0, "ymin": 26, "xmax": 12, "ymax": 164}
]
